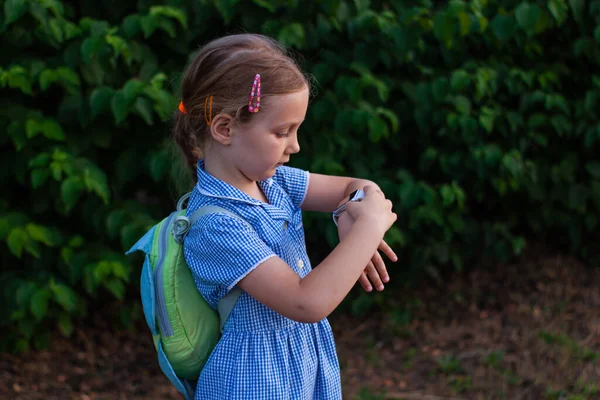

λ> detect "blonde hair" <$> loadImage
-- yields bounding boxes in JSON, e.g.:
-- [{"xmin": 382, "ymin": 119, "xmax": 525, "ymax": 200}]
[{"xmin": 172, "ymin": 33, "xmax": 310, "ymax": 180}]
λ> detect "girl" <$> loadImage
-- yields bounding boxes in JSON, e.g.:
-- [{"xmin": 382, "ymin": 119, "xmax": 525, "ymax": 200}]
[{"xmin": 173, "ymin": 33, "xmax": 397, "ymax": 399}]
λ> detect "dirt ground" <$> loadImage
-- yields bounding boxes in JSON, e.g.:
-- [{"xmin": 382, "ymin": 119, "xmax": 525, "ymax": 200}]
[{"xmin": 1, "ymin": 250, "xmax": 599, "ymax": 400}]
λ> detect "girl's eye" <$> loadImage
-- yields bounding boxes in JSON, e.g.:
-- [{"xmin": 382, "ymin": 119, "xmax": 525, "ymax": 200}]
[{"xmin": 276, "ymin": 132, "xmax": 290, "ymax": 138}]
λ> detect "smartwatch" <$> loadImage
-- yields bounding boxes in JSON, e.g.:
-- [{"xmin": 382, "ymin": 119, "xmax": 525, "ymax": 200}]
[{"xmin": 332, "ymin": 189, "xmax": 365, "ymax": 225}]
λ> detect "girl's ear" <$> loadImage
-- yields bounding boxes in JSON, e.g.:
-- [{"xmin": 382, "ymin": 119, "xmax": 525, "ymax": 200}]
[{"xmin": 209, "ymin": 113, "xmax": 234, "ymax": 145}]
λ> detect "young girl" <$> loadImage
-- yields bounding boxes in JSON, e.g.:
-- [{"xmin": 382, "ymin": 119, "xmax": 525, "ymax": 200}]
[{"xmin": 173, "ymin": 33, "xmax": 397, "ymax": 399}]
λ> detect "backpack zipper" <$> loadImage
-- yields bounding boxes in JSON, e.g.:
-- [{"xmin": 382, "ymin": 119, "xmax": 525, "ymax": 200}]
[{"xmin": 154, "ymin": 211, "xmax": 177, "ymax": 337}]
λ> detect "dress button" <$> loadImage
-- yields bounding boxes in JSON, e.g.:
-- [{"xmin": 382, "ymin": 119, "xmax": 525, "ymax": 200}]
[
  {"xmin": 297, "ymin": 259, "xmax": 304, "ymax": 269},
  {"xmin": 283, "ymin": 221, "xmax": 288, "ymax": 230}
]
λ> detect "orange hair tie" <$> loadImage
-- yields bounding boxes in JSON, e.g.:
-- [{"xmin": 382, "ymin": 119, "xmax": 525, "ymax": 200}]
[
  {"xmin": 178, "ymin": 101, "xmax": 188, "ymax": 115},
  {"xmin": 204, "ymin": 96, "xmax": 213, "ymax": 126}
]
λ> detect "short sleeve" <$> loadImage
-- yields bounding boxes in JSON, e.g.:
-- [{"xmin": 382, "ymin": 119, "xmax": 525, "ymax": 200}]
[
  {"xmin": 272, "ymin": 166, "xmax": 309, "ymax": 208},
  {"xmin": 183, "ymin": 213, "xmax": 276, "ymax": 292}
]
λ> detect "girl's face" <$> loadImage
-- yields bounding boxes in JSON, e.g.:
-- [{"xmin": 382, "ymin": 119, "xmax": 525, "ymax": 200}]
[{"xmin": 229, "ymin": 86, "xmax": 309, "ymax": 182}]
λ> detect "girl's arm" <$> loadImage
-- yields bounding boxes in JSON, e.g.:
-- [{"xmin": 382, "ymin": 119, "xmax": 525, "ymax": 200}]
[
  {"xmin": 237, "ymin": 186, "xmax": 396, "ymax": 323},
  {"xmin": 300, "ymin": 172, "xmax": 397, "ymax": 293},
  {"xmin": 301, "ymin": 173, "xmax": 380, "ymax": 213}
]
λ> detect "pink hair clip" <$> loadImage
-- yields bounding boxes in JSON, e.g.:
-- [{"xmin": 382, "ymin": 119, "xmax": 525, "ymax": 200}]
[{"xmin": 248, "ymin": 74, "xmax": 261, "ymax": 113}]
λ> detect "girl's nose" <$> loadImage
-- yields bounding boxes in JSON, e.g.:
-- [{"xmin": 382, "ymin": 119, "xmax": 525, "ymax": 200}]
[{"xmin": 288, "ymin": 136, "xmax": 300, "ymax": 154}]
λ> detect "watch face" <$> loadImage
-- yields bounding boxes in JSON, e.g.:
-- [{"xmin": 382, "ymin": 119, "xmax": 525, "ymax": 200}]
[{"xmin": 349, "ymin": 189, "xmax": 365, "ymax": 202}]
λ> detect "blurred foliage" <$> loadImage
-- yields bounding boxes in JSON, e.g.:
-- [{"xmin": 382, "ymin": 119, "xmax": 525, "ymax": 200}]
[{"xmin": 1, "ymin": 0, "xmax": 600, "ymax": 351}]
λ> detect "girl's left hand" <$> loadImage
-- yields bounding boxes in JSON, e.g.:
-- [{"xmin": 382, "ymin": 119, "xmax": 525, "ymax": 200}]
[
  {"xmin": 336, "ymin": 212, "xmax": 397, "ymax": 292},
  {"xmin": 357, "ymin": 240, "xmax": 397, "ymax": 292}
]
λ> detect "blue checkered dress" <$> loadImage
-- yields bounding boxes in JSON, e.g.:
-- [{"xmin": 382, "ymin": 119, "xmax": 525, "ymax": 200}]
[{"xmin": 183, "ymin": 160, "xmax": 342, "ymax": 400}]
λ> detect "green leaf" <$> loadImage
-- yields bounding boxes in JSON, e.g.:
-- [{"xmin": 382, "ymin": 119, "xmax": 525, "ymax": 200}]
[
  {"xmin": 7, "ymin": 121, "xmax": 26, "ymax": 151},
  {"xmin": 586, "ymin": 162, "xmax": 600, "ymax": 178},
  {"xmin": 134, "ymin": 96, "xmax": 154, "ymax": 125},
  {"xmin": 150, "ymin": 149, "xmax": 168, "ymax": 181},
  {"xmin": 213, "ymin": 0, "xmax": 240, "ymax": 24},
  {"xmin": 39, "ymin": 69, "xmax": 58, "ymax": 91},
  {"xmin": 25, "ymin": 119, "xmax": 43, "ymax": 138},
  {"xmin": 454, "ymin": 96, "xmax": 472, "ymax": 114},
  {"xmin": 354, "ymin": 0, "xmax": 371, "ymax": 14},
  {"xmin": 515, "ymin": 3, "xmax": 542, "ymax": 32},
  {"xmin": 457, "ymin": 11, "xmax": 471, "ymax": 36},
  {"xmin": 4, "ymin": 0, "xmax": 28, "ymax": 26},
  {"xmin": 253, "ymin": 0, "xmax": 276, "ymax": 12},
  {"xmin": 26, "ymin": 223, "xmax": 55, "ymax": 246},
  {"xmin": 479, "ymin": 107, "xmax": 496, "ymax": 133},
  {"xmin": 90, "ymin": 86, "xmax": 115, "ymax": 119},
  {"xmin": 110, "ymin": 91, "xmax": 129, "ymax": 124},
  {"xmin": 29, "ymin": 1, "xmax": 48, "ymax": 27},
  {"xmin": 42, "ymin": 119, "xmax": 65, "ymax": 141},
  {"xmin": 31, "ymin": 169, "xmax": 50, "ymax": 189},
  {"xmin": 30, "ymin": 288, "xmax": 51, "ymax": 321},
  {"xmin": 29, "ymin": 153, "xmax": 50, "ymax": 168},
  {"xmin": 550, "ymin": 114, "xmax": 572, "ymax": 136},
  {"xmin": 149, "ymin": 73, "xmax": 167, "ymax": 90},
  {"xmin": 122, "ymin": 14, "xmax": 141, "ymax": 38},
  {"xmin": 7, "ymin": 227, "xmax": 28, "ymax": 258},
  {"xmin": 143, "ymin": 86, "xmax": 176, "ymax": 121},
  {"xmin": 80, "ymin": 36, "xmax": 104, "ymax": 64},
  {"xmin": 450, "ymin": 70, "xmax": 471, "ymax": 92},
  {"xmin": 104, "ymin": 278, "xmax": 125, "ymax": 300},
  {"xmin": 433, "ymin": 11, "xmax": 455, "ymax": 48},
  {"xmin": 62, "ymin": 20, "xmax": 82, "ymax": 40},
  {"xmin": 15, "ymin": 281, "xmax": 36, "ymax": 309},
  {"xmin": 548, "ymin": 0, "xmax": 569, "ymax": 25},
  {"xmin": 569, "ymin": 0, "xmax": 585, "ymax": 26},
  {"xmin": 83, "ymin": 166, "xmax": 110, "ymax": 204},
  {"xmin": 122, "ymin": 79, "xmax": 145, "ymax": 105},
  {"xmin": 121, "ymin": 222, "xmax": 142, "ymax": 249},
  {"xmin": 55, "ymin": 67, "xmax": 81, "ymax": 93},
  {"xmin": 8, "ymin": 66, "xmax": 32, "ymax": 95},
  {"xmin": 490, "ymin": 14, "xmax": 518, "ymax": 41},
  {"xmin": 367, "ymin": 115, "xmax": 389, "ymax": 143},
  {"xmin": 69, "ymin": 235, "xmax": 85, "ymax": 247},
  {"xmin": 140, "ymin": 14, "xmax": 159, "ymax": 38},
  {"xmin": 111, "ymin": 261, "xmax": 129, "ymax": 281},
  {"xmin": 278, "ymin": 23, "xmax": 306, "ymax": 49},
  {"xmin": 80, "ymin": 18, "xmax": 110, "ymax": 36},
  {"xmin": 376, "ymin": 108, "xmax": 400, "ymax": 133},
  {"xmin": 61, "ymin": 177, "xmax": 84, "ymax": 210},
  {"xmin": 149, "ymin": 5, "xmax": 188, "ymax": 29},
  {"xmin": 105, "ymin": 34, "xmax": 132, "ymax": 65},
  {"xmin": 432, "ymin": 77, "xmax": 450, "ymax": 102},
  {"xmin": 51, "ymin": 283, "xmax": 77, "ymax": 312},
  {"xmin": 106, "ymin": 210, "xmax": 126, "ymax": 239},
  {"xmin": 58, "ymin": 313, "xmax": 74, "ymax": 337},
  {"xmin": 49, "ymin": 18, "xmax": 64, "ymax": 42}
]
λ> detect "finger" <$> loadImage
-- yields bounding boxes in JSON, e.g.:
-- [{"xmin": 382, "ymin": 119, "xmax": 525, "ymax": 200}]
[
  {"xmin": 372, "ymin": 251, "xmax": 389, "ymax": 283},
  {"xmin": 363, "ymin": 185, "xmax": 384, "ymax": 198},
  {"xmin": 358, "ymin": 272, "xmax": 372, "ymax": 292},
  {"xmin": 366, "ymin": 262, "xmax": 384, "ymax": 291},
  {"xmin": 378, "ymin": 240, "xmax": 398, "ymax": 262}
]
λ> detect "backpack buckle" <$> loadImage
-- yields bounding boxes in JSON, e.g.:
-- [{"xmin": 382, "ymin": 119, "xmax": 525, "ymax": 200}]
[{"xmin": 172, "ymin": 216, "xmax": 191, "ymax": 244}]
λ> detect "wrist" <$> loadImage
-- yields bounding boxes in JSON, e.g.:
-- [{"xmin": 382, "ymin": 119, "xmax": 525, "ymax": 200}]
[{"xmin": 332, "ymin": 189, "xmax": 365, "ymax": 226}]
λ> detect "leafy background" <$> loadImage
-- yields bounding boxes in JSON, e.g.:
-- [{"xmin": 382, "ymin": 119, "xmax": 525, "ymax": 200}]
[{"xmin": 1, "ymin": 0, "xmax": 599, "ymax": 356}]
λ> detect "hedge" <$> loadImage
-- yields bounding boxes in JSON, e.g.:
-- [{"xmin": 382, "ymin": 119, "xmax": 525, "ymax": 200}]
[{"xmin": 1, "ymin": 0, "xmax": 599, "ymax": 351}]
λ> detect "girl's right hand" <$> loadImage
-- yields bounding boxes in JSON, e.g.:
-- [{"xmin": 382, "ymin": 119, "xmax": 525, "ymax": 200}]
[{"xmin": 344, "ymin": 185, "xmax": 397, "ymax": 235}]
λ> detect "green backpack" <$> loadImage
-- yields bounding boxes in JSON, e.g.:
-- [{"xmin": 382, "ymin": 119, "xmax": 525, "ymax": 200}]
[{"xmin": 126, "ymin": 193, "xmax": 245, "ymax": 399}]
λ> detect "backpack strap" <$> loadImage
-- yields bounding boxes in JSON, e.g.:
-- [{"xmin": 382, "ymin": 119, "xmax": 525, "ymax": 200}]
[{"xmin": 187, "ymin": 204, "xmax": 248, "ymax": 332}]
